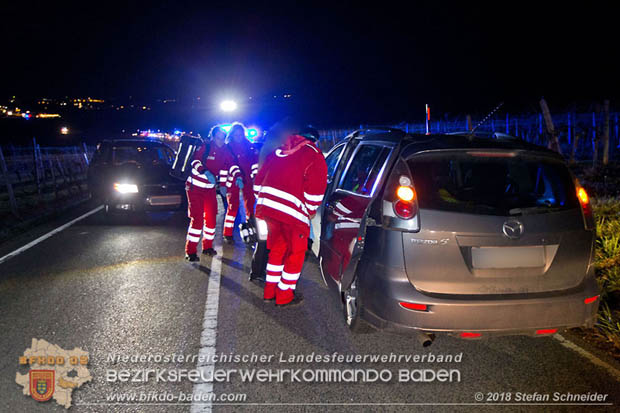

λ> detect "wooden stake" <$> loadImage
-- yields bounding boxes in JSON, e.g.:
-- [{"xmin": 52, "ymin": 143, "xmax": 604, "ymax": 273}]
[
  {"xmin": 0, "ymin": 146, "xmax": 19, "ymax": 217},
  {"xmin": 603, "ymin": 100, "xmax": 610, "ymax": 165},
  {"xmin": 539, "ymin": 98, "xmax": 562, "ymax": 154}
]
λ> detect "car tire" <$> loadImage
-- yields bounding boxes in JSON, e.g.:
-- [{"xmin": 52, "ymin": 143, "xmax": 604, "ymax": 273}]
[{"xmin": 342, "ymin": 276, "xmax": 373, "ymax": 334}]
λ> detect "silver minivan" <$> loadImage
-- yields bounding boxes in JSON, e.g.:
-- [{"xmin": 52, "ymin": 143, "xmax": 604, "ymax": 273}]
[{"xmin": 312, "ymin": 129, "xmax": 599, "ymax": 345}]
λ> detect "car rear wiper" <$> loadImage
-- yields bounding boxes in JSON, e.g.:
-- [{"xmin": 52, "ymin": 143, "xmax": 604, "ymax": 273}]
[{"xmin": 509, "ymin": 206, "xmax": 561, "ymax": 215}]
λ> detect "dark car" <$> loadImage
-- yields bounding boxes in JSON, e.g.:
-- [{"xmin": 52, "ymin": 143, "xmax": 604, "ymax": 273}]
[
  {"xmin": 88, "ymin": 139, "xmax": 185, "ymax": 213},
  {"xmin": 311, "ymin": 128, "xmax": 599, "ymax": 346}
]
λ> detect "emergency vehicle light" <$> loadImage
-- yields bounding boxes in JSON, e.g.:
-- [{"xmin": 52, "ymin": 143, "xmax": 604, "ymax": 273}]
[{"xmin": 220, "ymin": 100, "xmax": 237, "ymax": 112}]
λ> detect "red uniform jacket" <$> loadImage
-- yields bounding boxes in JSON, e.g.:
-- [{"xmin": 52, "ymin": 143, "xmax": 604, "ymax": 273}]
[
  {"xmin": 227, "ymin": 140, "xmax": 259, "ymax": 184},
  {"xmin": 254, "ymin": 135, "xmax": 328, "ymax": 233},
  {"xmin": 187, "ymin": 142, "xmax": 240, "ymax": 191}
]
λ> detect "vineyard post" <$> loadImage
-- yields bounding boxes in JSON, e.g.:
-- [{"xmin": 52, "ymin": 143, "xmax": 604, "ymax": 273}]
[
  {"xmin": 33, "ymin": 138, "xmax": 42, "ymax": 195},
  {"xmin": 567, "ymin": 112, "xmax": 572, "ymax": 146},
  {"xmin": 47, "ymin": 152, "xmax": 58, "ymax": 201},
  {"xmin": 592, "ymin": 109, "xmax": 599, "ymax": 167},
  {"xmin": 514, "ymin": 118, "xmax": 518, "ymax": 137},
  {"xmin": 539, "ymin": 98, "xmax": 562, "ymax": 155},
  {"xmin": 0, "ymin": 146, "xmax": 19, "ymax": 217},
  {"xmin": 602, "ymin": 100, "xmax": 610, "ymax": 165}
]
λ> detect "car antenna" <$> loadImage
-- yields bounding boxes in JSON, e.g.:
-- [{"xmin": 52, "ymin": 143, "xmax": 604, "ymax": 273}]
[{"xmin": 469, "ymin": 102, "xmax": 505, "ymax": 139}]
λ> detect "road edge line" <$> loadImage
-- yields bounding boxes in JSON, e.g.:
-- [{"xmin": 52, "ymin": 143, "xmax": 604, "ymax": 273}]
[
  {"xmin": 0, "ymin": 205, "xmax": 104, "ymax": 265},
  {"xmin": 554, "ymin": 334, "xmax": 620, "ymax": 382},
  {"xmin": 191, "ymin": 247, "xmax": 222, "ymax": 413}
]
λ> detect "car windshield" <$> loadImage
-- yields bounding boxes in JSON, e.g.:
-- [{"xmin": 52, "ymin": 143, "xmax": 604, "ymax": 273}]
[
  {"xmin": 113, "ymin": 144, "xmax": 174, "ymax": 166},
  {"xmin": 406, "ymin": 151, "xmax": 579, "ymax": 216}
]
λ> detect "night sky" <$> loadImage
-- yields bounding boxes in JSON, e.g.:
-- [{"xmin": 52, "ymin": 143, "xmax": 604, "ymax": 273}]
[{"xmin": 1, "ymin": 1, "xmax": 617, "ymax": 124}]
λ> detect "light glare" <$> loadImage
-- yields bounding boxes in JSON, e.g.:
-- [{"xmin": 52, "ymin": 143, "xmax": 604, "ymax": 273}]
[
  {"xmin": 220, "ymin": 100, "xmax": 238, "ymax": 112},
  {"xmin": 114, "ymin": 183, "xmax": 139, "ymax": 194}
]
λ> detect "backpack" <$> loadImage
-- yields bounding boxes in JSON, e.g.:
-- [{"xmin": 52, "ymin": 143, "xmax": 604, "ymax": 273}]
[{"xmin": 170, "ymin": 135, "xmax": 208, "ymax": 180}]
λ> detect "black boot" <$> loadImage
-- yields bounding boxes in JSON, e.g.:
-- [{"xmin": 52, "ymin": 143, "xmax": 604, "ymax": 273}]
[
  {"xmin": 185, "ymin": 253, "xmax": 199, "ymax": 262},
  {"xmin": 202, "ymin": 248, "xmax": 217, "ymax": 257},
  {"xmin": 249, "ymin": 240, "xmax": 268, "ymax": 283},
  {"xmin": 224, "ymin": 236, "xmax": 235, "ymax": 244},
  {"xmin": 276, "ymin": 293, "xmax": 304, "ymax": 308}
]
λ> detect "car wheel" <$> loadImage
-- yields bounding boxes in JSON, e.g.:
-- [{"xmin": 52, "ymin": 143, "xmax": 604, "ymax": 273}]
[{"xmin": 342, "ymin": 277, "xmax": 372, "ymax": 333}]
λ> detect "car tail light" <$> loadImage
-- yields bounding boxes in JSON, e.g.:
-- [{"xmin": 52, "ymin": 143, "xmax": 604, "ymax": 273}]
[
  {"xmin": 575, "ymin": 180, "xmax": 593, "ymax": 229},
  {"xmin": 393, "ymin": 184, "xmax": 418, "ymax": 219},
  {"xmin": 399, "ymin": 302, "xmax": 428, "ymax": 311},
  {"xmin": 584, "ymin": 295, "xmax": 599, "ymax": 304},
  {"xmin": 460, "ymin": 332, "xmax": 481, "ymax": 338},
  {"xmin": 535, "ymin": 328, "xmax": 557, "ymax": 335},
  {"xmin": 382, "ymin": 158, "xmax": 420, "ymax": 230},
  {"xmin": 397, "ymin": 185, "xmax": 415, "ymax": 202}
]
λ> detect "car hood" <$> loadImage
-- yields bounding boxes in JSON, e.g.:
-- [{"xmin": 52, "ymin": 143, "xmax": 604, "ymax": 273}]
[{"xmin": 108, "ymin": 162, "xmax": 178, "ymax": 185}]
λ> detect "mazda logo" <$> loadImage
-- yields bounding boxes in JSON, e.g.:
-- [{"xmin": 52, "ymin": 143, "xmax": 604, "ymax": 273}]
[{"xmin": 502, "ymin": 220, "xmax": 524, "ymax": 239}]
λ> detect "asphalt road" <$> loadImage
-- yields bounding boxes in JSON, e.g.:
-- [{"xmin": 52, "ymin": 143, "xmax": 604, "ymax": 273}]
[{"xmin": 1, "ymin": 203, "xmax": 619, "ymax": 412}]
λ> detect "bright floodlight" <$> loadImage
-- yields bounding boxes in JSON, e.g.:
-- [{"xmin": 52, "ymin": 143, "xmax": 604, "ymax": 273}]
[
  {"xmin": 220, "ymin": 100, "xmax": 238, "ymax": 112},
  {"xmin": 60, "ymin": 126, "xmax": 69, "ymax": 135}
]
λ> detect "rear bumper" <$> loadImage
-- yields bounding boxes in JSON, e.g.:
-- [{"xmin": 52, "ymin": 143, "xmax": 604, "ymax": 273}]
[{"xmin": 361, "ymin": 264, "xmax": 600, "ymax": 337}]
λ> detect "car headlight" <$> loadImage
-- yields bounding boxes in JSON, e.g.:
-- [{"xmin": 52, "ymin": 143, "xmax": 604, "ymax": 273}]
[{"xmin": 114, "ymin": 183, "xmax": 139, "ymax": 194}]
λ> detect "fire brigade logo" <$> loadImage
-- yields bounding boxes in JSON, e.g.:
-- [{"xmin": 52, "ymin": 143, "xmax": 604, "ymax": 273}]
[
  {"xmin": 29, "ymin": 370, "xmax": 55, "ymax": 402},
  {"xmin": 16, "ymin": 338, "xmax": 92, "ymax": 408}
]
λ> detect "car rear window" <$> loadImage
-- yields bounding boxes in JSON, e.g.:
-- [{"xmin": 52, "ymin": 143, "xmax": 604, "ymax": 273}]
[{"xmin": 406, "ymin": 151, "xmax": 579, "ymax": 216}]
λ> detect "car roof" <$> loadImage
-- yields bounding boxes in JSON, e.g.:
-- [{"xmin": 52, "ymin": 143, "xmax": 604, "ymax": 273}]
[
  {"xmin": 99, "ymin": 138, "xmax": 169, "ymax": 147},
  {"xmin": 348, "ymin": 128, "xmax": 562, "ymax": 159}
]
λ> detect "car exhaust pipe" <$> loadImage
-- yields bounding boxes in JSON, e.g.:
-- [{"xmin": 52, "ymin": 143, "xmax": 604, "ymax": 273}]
[{"xmin": 416, "ymin": 331, "xmax": 435, "ymax": 347}]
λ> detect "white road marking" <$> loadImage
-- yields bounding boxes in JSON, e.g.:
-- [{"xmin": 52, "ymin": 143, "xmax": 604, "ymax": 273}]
[
  {"xmin": 0, "ymin": 205, "xmax": 104, "ymax": 265},
  {"xmin": 554, "ymin": 334, "xmax": 620, "ymax": 382},
  {"xmin": 191, "ymin": 248, "xmax": 222, "ymax": 413}
]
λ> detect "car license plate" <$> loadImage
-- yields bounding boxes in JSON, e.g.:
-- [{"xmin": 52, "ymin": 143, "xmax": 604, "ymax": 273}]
[
  {"xmin": 471, "ymin": 246, "xmax": 545, "ymax": 269},
  {"xmin": 147, "ymin": 195, "xmax": 182, "ymax": 206}
]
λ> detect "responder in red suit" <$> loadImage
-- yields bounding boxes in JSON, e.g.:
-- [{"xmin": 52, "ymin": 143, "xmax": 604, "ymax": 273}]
[
  {"xmin": 185, "ymin": 126, "xmax": 240, "ymax": 261},
  {"xmin": 254, "ymin": 125, "xmax": 328, "ymax": 306},
  {"xmin": 223, "ymin": 123, "xmax": 259, "ymax": 243}
]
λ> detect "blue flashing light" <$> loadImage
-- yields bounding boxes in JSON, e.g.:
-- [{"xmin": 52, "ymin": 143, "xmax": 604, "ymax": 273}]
[
  {"xmin": 247, "ymin": 128, "xmax": 258, "ymax": 138},
  {"xmin": 220, "ymin": 123, "xmax": 233, "ymax": 133}
]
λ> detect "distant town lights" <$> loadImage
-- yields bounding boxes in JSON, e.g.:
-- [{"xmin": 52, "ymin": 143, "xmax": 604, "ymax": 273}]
[{"xmin": 219, "ymin": 100, "xmax": 238, "ymax": 112}]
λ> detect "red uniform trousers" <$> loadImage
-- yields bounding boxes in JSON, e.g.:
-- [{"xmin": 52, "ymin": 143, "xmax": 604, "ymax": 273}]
[
  {"xmin": 263, "ymin": 218, "xmax": 308, "ymax": 304},
  {"xmin": 223, "ymin": 177, "xmax": 256, "ymax": 237},
  {"xmin": 185, "ymin": 187, "xmax": 217, "ymax": 254}
]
